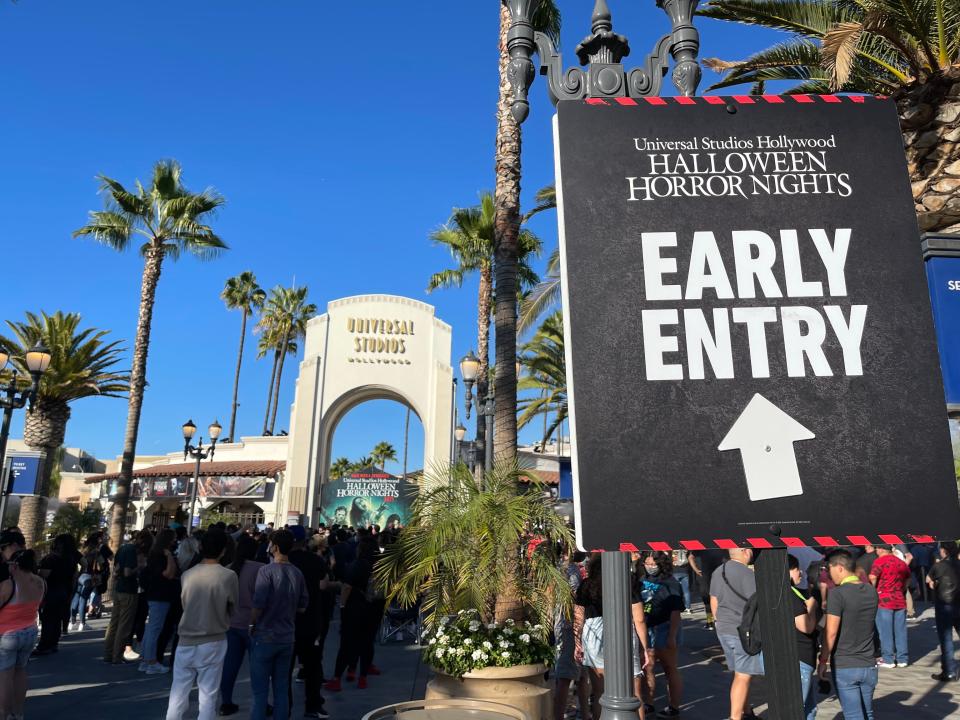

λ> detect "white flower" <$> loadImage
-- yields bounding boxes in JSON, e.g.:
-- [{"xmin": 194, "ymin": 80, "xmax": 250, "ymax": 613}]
[
  {"xmin": 503, "ymin": 628, "xmax": 513, "ymax": 636},
  {"xmin": 472, "ymin": 649, "xmax": 483, "ymax": 661},
  {"xmin": 499, "ymin": 640, "xmax": 510, "ymax": 649},
  {"xmin": 439, "ymin": 635, "xmax": 449, "ymax": 645},
  {"xmin": 455, "ymin": 647, "xmax": 465, "ymax": 656},
  {"xmin": 502, "ymin": 651, "xmax": 511, "ymax": 658},
  {"xmin": 482, "ymin": 641, "xmax": 493, "ymax": 650},
  {"xmin": 487, "ymin": 623, "xmax": 497, "ymax": 630},
  {"xmin": 429, "ymin": 638, "xmax": 437, "ymax": 646},
  {"xmin": 520, "ymin": 634, "xmax": 531, "ymax": 643},
  {"xmin": 468, "ymin": 621, "xmax": 480, "ymax": 632},
  {"xmin": 464, "ymin": 638, "xmax": 472, "ymax": 646},
  {"xmin": 435, "ymin": 648, "xmax": 445, "ymax": 658},
  {"xmin": 440, "ymin": 616, "xmax": 450, "ymax": 626},
  {"xmin": 480, "ymin": 652, "xmax": 489, "ymax": 662}
]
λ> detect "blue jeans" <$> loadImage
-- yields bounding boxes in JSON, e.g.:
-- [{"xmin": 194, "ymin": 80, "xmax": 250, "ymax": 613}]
[
  {"xmin": 834, "ymin": 666, "xmax": 878, "ymax": 720},
  {"xmin": 798, "ymin": 661, "xmax": 817, "ymax": 720},
  {"xmin": 70, "ymin": 591, "xmax": 88, "ymax": 624},
  {"xmin": 875, "ymin": 607, "xmax": 908, "ymax": 665},
  {"xmin": 676, "ymin": 569, "xmax": 691, "ymax": 610},
  {"xmin": 250, "ymin": 636, "xmax": 293, "ymax": 720},
  {"xmin": 142, "ymin": 600, "xmax": 170, "ymax": 664},
  {"xmin": 934, "ymin": 601, "xmax": 960, "ymax": 676},
  {"xmin": 220, "ymin": 627, "xmax": 251, "ymax": 705}
]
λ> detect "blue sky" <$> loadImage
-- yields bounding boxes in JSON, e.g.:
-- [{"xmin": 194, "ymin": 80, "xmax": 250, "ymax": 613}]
[{"xmin": 0, "ymin": 1, "xmax": 780, "ymax": 469}]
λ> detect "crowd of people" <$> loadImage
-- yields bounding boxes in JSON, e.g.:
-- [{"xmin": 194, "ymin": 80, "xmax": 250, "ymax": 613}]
[
  {"xmin": 0, "ymin": 519, "xmax": 954, "ymax": 720},
  {"xmin": 0, "ymin": 520, "xmax": 396, "ymax": 720},
  {"xmin": 551, "ymin": 541, "xmax": 960, "ymax": 720}
]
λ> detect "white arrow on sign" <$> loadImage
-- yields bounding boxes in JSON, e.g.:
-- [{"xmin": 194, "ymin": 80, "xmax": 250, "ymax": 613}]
[{"xmin": 718, "ymin": 393, "xmax": 815, "ymax": 502}]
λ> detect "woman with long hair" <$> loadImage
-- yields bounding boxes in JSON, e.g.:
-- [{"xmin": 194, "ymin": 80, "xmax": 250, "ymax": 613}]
[
  {"xmin": 0, "ymin": 545, "xmax": 44, "ymax": 720},
  {"xmin": 140, "ymin": 528, "xmax": 177, "ymax": 674},
  {"xmin": 35, "ymin": 534, "xmax": 78, "ymax": 655},
  {"xmin": 637, "ymin": 552, "xmax": 684, "ymax": 718},
  {"xmin": 574, "ymin": 553, "xmax": 650, "ymax": 720},
  {"xmin": 218, "ymin": 533, "xmax": 264, "ymax": 717}
]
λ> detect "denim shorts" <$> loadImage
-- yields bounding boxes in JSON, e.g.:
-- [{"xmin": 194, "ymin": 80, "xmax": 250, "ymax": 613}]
[
  {"xmin": 648, "ymin": 622, "xmax": 683, "ymax": 650},
  {"xmin": 719, "ymin": 633, "xmax": 764, "ymax": 676},
  {"xmin": 0, "ymin": 626, "xmax": 37, "ymax": 670}
]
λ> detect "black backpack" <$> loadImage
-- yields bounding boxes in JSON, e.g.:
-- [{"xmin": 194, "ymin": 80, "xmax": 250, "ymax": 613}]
[{"xmin": 721, "ymin": 563, "xmax": 762, "ymax": 656}]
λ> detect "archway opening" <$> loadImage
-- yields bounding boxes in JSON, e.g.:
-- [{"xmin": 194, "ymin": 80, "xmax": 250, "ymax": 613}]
[{"xmin": 320, "ymin": 398, "xmax": 424, "ymax": 530}]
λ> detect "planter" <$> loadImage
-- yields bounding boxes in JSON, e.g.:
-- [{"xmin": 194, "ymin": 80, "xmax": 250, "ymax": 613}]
[{"xmin": 425, "ymin": 663, "xmax": 551, "ymax": 720}]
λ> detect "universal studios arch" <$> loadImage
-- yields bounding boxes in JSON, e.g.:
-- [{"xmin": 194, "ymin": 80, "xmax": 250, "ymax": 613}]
[{"xmin": 282, "ymin": 295, "xmax": 454, "ymax": 526}]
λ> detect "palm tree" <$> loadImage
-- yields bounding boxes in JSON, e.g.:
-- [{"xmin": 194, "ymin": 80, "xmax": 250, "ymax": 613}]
[
  {"xmin": 256, "ymin": 286, "xmax": 316, "ymax": 435},
  {"xmin": 375, "ymin": 459, "xmax": 573, "ymax": 626},
  {"xmin": 371, "ymin": 441, "xmax": 398, "ymax": 470},
  {"xmin": 0, "ymin": 312, "xmax": 129, "ymax": 546},
  {"xmin": 352, "ymin": 455, "xmax": 374, "ymax": 471},
  {"xmin": 699, "ymin": 0, "xmax": 960, "ymax": 232},
  {"xmin": 329, "ymin": 457, "xmax": 353, "ymax": 480},
  {"xmin": 494, "ymin": 3, "xmax": 561, "ymax": 460},
  {"xmin": 74, "ymin": 159, "xmax": 225, "ymax": 550},
  {"xmin": 518, "ymin": 311, "xmax": 567, "ymax": 448},
  {"xmin": 428, "ymin": 192, "xmax": 542, "ymax": 452},
  {"xmin": 221, "ymin": 272, "xmax": 266, "ymax": 443}
]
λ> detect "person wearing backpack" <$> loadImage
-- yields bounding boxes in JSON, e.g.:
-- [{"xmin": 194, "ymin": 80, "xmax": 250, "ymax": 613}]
[{"xmin": 710, "ymin": 547, "xmax": 763, "ymax": 720}]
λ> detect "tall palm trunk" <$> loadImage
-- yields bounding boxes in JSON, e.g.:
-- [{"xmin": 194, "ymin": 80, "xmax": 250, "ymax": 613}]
[
  {"xmin": 109, "ymin": 246, "xmax": 164, "ymax": 552},
  {"xmin": 262, "ymin": 349, "xmax": 279, "ymax": 435},
  {"xmin": 402, "ymin": 406, "xmax": 411, "ymax": 479},
  {"xmin": 20, "ymin": 398, "xmax": 70, "ymax": 547},
  {"xmin": 268, "ymin": 331, "xmax": 290, "ymax": 435},
  {"xmin": 492, "ymin": 1, "xmax": 521, "ymax": 463},
  {"xmin": 475, "ymin": 261, "xmax": 493, "ymax": 453},
  {"xmin": 227, "ymin": 308, "xmax": 249, "ymax": 442},
  {"xmin": 899, "ymin": 69, "xmax": 960, "ymax": 232}
]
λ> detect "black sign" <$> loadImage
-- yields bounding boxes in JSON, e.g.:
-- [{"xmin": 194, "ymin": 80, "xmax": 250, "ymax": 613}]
[{"xmin": 555, "ymin": 95, "xmax": 960, "ymax": 550}]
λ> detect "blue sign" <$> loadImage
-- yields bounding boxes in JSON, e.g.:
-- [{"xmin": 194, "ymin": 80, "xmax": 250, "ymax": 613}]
[
  {"xmin": 925, "ymin": 255, "xmax": 960, "ymax": 404},
  {"xmin": 558, "ymin": 458, "xmax": 573, "ymax": 500},
  {"xmin": 6, "ymin": 455, "xmax": 43, "ymax": 496}
]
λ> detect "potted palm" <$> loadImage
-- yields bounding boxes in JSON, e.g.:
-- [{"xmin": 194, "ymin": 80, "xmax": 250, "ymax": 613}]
[{"xmin": 376, "ymin": 461, "xmax": 572, "ymax": 720}]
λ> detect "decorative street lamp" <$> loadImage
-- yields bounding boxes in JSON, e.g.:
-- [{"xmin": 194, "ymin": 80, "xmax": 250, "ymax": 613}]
[
  {"xmin": 0, "ymin": 343, "xmax": 52, "ymax": 526},
  {"xmin": 183, "ymin": 418, "xmax": 221, "ymax": 535},
  {"xmin": 502, "ymin": 3, "xmax": 702, "ymax": 719},
  {"xmin": 459, "ymin": 351, "xmax": 495, "ymax": 473},
  {"xmin": 504, "ymin": 0, "xmax": 701, "ymax": 125}
]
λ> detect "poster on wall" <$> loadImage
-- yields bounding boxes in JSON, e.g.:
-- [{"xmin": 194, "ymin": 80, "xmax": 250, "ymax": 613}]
[{"xmin": 319, "ymin": 467, "xmax": 414, "ymax": 530}]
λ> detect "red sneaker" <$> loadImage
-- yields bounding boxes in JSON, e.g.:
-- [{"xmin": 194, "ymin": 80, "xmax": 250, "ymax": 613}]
[
  {"xmin": 345, "ymin": 671, "xmax": 356, "ymax": 682},
  {"xmin": 366, "ymin": 664, "xmax": 381, "ymax": 676},
  {"xmin": 323, "ymin": 678, "xmax": 342, "ymax": 692},
  {"xmin": 357, "ymin": 676, "xmax": 368, "ymax": 689}
]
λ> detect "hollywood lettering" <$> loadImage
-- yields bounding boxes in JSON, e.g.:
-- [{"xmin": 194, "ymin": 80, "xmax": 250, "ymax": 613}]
[{"xmin": 639, "ymin": 227, "xmax": 865, "ymax": 381}]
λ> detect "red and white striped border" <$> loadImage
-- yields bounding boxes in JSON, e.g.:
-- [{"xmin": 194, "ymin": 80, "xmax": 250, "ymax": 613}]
[
  {"xmin": 584, "ymin": 94, "xmax": 881, "ymax": 107},
  {"xmin": 585, "ymin": 534, "xmax": 938, "ymax": 553}
]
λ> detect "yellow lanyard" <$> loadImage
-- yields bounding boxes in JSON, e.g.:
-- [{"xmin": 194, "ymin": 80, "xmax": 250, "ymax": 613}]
[{"xmin": 840, "ymin": 575, "xmax": 860, "ymax": 586}]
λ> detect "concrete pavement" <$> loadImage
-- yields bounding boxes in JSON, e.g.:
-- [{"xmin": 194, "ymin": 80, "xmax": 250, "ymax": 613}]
[{"xmin": 22, "ymin": 602, "xmax": 959, "ymax": 719}]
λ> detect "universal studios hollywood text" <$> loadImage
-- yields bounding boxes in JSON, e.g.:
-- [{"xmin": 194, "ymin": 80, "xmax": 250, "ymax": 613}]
[{"xmin": 627, "ymin": 133, "xmax": 852, "ymax": 201}]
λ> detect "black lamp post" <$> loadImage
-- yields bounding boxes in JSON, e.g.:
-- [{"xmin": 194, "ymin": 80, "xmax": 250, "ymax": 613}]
[
  {"xmin": 502, "ymin": 3, "xmax": 701, "ymax": 719},
  {"xmin": 182, "ymin": 418, "xmax": 221, "ymax": 535},
  {"xmin": 459, "ymin": 351, "xmax": 495, "ymax": 473},
  {"xmin": 0, "ymin": 343, "xmax": 52, "ymax": 527}
]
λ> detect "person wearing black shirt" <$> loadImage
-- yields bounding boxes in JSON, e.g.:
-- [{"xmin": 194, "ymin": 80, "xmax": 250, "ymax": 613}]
[
  {"xmin": 789, "ymin": 555, "xmax": 821, "ymax": 720},
  {"xmin": 34, "ymin": 534, "xmax": 78, "ymax": 655},
  {"xmin": 927, "ymin": 541, "xmax": 960, "ymax": 682},
  {"xmin": 287, "ymin": 526, "xmax": 329, "ymax": 719},
  {"xmin": 637, "ymin": 552, "xmax": 684, "ymax": 718},
  {"xmin": 141, "ymin": 529, "xmax": 178, "ymax": 674}
]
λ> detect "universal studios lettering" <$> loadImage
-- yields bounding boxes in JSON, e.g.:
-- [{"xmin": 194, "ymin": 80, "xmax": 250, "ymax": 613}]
[{"xmin": 348, "ymin": 317, "xmax": 415, "ymax": 355}]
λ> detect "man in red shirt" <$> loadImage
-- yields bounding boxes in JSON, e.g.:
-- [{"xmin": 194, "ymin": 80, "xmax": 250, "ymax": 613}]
[{"xmin": 869, "ymin": 545, "xmax": 912, "ymax": 668}]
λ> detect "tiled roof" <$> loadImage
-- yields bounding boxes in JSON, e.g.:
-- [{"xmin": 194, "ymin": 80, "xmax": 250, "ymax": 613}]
[
  {"xmin": 520, "ymin": 469, "xmax": 560, "ymax": 485},
  {"xmin": 85, "ymin": 460, "xmax": 286, "ymax": 484}
]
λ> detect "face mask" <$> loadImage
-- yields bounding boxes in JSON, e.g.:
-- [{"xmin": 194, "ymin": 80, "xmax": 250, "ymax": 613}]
[{"xmin": 645, "ymin": 567, "xmax": 659, "ymax": 577}]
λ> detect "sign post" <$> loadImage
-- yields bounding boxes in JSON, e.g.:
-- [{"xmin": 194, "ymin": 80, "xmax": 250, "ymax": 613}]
[{"xmin": 554, "ymin": 95, "xmax": 960, "ymax": 719}]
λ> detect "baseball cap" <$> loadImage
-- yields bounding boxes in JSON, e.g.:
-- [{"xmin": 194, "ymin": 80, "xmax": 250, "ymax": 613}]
[{"xmin": 0, "ymin": 529, "xmax": 26, "ymax": 548}]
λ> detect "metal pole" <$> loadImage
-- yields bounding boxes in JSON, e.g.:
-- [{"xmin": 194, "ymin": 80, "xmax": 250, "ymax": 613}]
[
  {"xmin": 187, "ymin": 448, "xmax": 202, "ymax": 535},
  {"xmin": 484, "ymin": 406, "xmax": 493, "ymax": 472},
  {"xmin": 0, "ymin": 405, "xmax": 14, "ymax": 528},
  {"xmin": 600, "ymin": 550, "xmax": 641, "ymax": 719},
  {"xmin": 755, "ymin": 540, "xmax": 804, "ymax": 720}
]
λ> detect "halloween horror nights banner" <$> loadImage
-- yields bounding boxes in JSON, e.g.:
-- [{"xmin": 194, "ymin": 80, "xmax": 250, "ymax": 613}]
[
  {"xmin": 319, "ymin": 467, "xmax": 413, "ymax": 530},
  {"xmin": 554, "ymin": 95, "xmax": 960, "ymax": 550}
]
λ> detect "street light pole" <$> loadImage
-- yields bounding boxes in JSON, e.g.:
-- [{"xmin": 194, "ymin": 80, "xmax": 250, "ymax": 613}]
[
  {"xmin": 502, "ymin": 2, "xmax": 702, "ymax": 717},
  {"xmin": 182, "ymin": 419, "xmax": 221, "ymax": 535},
  {"xmin": 0, "ymin": 344, "xmax": 52, "ymax": 529}
]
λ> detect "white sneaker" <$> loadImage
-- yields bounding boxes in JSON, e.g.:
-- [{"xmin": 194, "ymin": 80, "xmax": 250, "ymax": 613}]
[
  {"xmin": 123, "ymin": 648, "xmax": 141, "ymax": 662},
  {"xmin": 78, "ymin": 623, "xmax": 89, "ymax": 632},
  {"xmin": 66, "ymin": 623, "xmax": 76, "ymax": 632},
  {"xmin": 877, "ymin": 662, "xmax": 897, "ymax": 669},
  {"xmin": 146, "ymin": 663, "xmax": 169, "ymax": 675}
]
